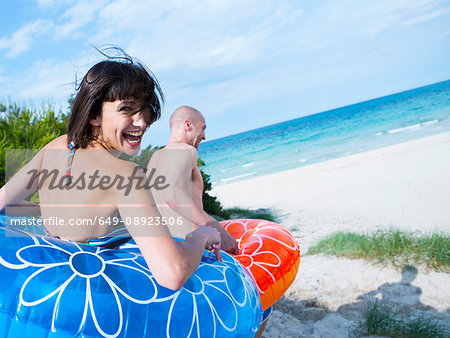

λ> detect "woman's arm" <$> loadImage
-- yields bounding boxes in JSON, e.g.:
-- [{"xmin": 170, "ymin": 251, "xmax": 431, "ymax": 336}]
[
  {"xmin": 132, "ymin": 225, "xmax": 221, "ymax": 290},
  {"xmin": 116, "ymin": 164, "xmax": 221, "ymax": 290},
  {"xmin": 0, "ymin": 149, "xmax": 44, "ymax": 216},
  {"xmin": 0, "ymin": 135, "xmax": 67, "ymax": 216}
]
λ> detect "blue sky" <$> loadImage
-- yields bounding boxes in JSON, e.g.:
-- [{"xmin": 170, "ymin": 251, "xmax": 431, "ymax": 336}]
[{"xmin": 1, "ymin": 0, "xmax": 449, "ymax": 147}]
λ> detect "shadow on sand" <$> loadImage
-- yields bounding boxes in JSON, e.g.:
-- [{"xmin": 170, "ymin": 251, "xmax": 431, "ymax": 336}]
[{"xmin": 266, "ymin": 266, "xmax": 449, "ymax": 337}]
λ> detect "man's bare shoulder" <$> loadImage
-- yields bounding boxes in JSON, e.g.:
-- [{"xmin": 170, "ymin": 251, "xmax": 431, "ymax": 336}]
[
  {"xmin": 152, "ymin": 143, "xmax": 196, "ymax": 163},
  {"xmin": 163, "ymin": 142, "xmax": 197, "ymax": 152},
  {"xmin": 148, "ymin": 143, "xmax": 197, "ymax": 177},
  {"xmin": 164, "ymin": 142, "xmax": 197, "ymax": 153}
]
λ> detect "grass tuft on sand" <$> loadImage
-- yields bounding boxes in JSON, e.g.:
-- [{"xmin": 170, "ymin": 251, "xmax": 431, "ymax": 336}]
[
  {"xmin": 307, "ymin": 230, "xmax": 449, "ymax": 271},
  {"xmin": 354, "ymin": 298, "xmax": 449, "ymax": 337}
]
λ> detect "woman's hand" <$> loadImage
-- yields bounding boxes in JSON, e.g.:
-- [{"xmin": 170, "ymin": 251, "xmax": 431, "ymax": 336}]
[
  {"xmin": 186, "ymin": 226, "xmax": 222, "ymax": 262},
  {"xmin": 204, "ymin": 220, "xmax": 239, "ymax": 255}
]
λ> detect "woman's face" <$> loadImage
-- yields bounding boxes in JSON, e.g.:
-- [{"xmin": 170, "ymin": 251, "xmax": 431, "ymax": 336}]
[{"xmin": 91, "ymin": 99, "xmax": 151, "ymax": 156}]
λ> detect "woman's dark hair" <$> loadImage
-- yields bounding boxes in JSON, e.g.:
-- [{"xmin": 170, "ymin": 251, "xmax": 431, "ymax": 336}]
[{"xmin": 67, "ymin": 55, "xmax": 164, "ymax": 148}]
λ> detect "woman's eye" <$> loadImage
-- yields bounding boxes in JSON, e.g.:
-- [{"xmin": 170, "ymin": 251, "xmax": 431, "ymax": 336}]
[
  {"xmin": 143, "ymin": 111, "xmax": 153, "ymax": 123},
  {"xmin": 119, "ymin": 106, "xmax": 132, "ymax": 112}
]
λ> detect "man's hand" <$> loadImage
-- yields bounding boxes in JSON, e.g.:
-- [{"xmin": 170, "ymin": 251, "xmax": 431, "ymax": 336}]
[{"xmin": 205, "ymin": 220, "xmax": 239, "ymax": 255}]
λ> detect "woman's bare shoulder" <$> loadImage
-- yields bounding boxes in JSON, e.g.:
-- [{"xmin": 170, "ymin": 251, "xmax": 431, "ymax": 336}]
[
  {"xmin": 90, "ymin": 151, "xmax": 143, "ymax": 177},
  {"xmin": 43, "ymin": 135, "xmax": 67, "ymax": 150}
]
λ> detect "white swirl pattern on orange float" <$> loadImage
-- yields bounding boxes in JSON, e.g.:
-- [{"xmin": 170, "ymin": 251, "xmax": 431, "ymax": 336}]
[{"xmin": 221, "ymin": 219, "xmax": 300, "ymax": 295}]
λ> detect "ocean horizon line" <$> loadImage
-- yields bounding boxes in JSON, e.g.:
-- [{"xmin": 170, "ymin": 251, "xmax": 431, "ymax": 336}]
[
  {"xmin": 200, "ymin": 78, "xmax": 450, "ymax": 146},
  {"xmin": 199, "ymin": 79, "xmax": 450, "ymax": 186},
  {"xmin": 210, "ymin": 129, "xmax": 450, "ymax": 187}
]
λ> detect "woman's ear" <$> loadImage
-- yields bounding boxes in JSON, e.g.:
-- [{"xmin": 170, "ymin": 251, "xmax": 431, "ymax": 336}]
[{"xmin": 90, "ymin": 115, "xmax": 102, "ymax": 127}]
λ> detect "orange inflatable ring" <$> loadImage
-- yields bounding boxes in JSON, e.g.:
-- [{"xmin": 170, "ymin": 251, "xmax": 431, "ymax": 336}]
[{"xmin": 220, "ymin": 219, "xmax": 300, "ymax": 310}]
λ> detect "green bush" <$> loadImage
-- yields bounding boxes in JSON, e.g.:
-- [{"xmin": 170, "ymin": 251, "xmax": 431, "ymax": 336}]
[
  {"xmin": 218, "ymin": 207, "xmax": 275, "ymax": 222},
  {"xmin": 198, "ymin": 157, "xmax": 227, "ymax": 217},
  {"xmin": 0, "ymin": 102, "xmax": 68, "ymax": 187},
  {"xmin": 120, "ymin": 144, "xmax": 163, "ymax": 167}
]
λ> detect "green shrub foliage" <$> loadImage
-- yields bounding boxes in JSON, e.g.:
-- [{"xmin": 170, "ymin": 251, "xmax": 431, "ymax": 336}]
[{"xmin": 0, "ymin": 102, "xmax": 68, "ymax": 186}]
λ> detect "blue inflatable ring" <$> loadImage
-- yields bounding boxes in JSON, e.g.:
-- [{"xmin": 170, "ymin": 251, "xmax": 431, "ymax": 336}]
[{"xmin": 0, "ymin": 216, "xmax": 262, "ymax": 337}]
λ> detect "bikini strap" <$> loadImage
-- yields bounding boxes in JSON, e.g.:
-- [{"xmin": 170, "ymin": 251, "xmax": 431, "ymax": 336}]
[{"xmin": 64, "ymin": 141, "xmax": 76, "ymax": 186}]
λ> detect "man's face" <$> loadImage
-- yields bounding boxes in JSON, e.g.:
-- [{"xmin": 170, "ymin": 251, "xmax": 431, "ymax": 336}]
[{"xmin": 189, "ymin": 116, "xmax": 206, "ymax": 149}]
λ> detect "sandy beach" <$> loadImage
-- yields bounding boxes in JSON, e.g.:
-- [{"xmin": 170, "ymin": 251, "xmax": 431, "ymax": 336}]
[{"xmin": 212, "ymin": 132, "xmax": 450, "ymax": 337}]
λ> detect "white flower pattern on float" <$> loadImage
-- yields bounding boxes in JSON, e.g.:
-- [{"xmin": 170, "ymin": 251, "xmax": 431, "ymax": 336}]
[
  {"xmin": 123, "ymin": 243, "xmax": 261, "ymax": 337},
  {"xmin": 11, "ymin": 236, "xmax": 158, "ymax": 337},
  {"xmin": 0, "ymin": 223, "xmax": 261, "ymax": 337}
]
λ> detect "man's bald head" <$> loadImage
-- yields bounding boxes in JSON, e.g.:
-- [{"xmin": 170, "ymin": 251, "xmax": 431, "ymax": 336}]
[
  {"xmin": 169, "ymin": 106, "xmax": 204, "ymax": 129},
  {"xmin": 168, "ymin": 106, "xmax": 206, "ymax": 149}
]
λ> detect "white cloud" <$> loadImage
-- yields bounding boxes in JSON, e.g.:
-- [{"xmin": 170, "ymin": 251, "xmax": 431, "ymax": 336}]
[
  {"xmin": 36, "ymin": 0, "xmax": 75, "ymax": 8},
  {"xmin": 0, "ymin": 19, "xmax": 53, "ymax": 58},
  {"xmin": 0, "ymin": 66, "xmax": 8, "ymax": 84},
  {"xmin": 1, "ymin": 0, "xmax": 449, "ymax": 143},
  {"xmin": 93, "ymin": 0, "xmax": 302, "ymax": 72},
  {"xmin": 1, "ymin": 59, "xmax": 76, "ymax": 106},
  {"xmin": 54, "ymin": 0, "xmax": 110, "ymax": 39},
  {"xmin": 0, "ymin": 1, "xmax": 108, "ymax": 59},
  {"xmin": 343, "ymin": 0, "xmax": 450, "ymax": 37},
  {"xmin": 402, "ymin": 7, "xmax": 450, "ymax": 27}
]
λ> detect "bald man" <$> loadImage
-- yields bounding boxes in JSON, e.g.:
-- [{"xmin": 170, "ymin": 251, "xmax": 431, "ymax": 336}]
[{"xmin": 147, "ymin": 106, "xmax": 239, "ymax": 254}]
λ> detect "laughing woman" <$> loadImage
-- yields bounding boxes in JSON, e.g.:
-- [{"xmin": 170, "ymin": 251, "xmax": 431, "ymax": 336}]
[{"xmin": 0, "ymin": 55, "xmax": 222, "ymax": 290}]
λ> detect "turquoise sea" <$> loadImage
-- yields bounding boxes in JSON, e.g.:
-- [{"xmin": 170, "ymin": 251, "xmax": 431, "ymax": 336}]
[{"xmin": 199, "ymin": 80, "xmax": 450, "ymax": 186}]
